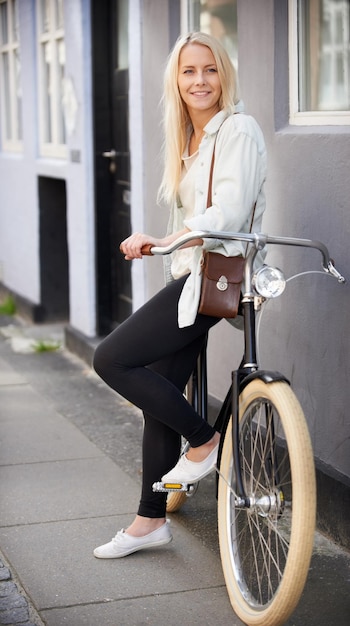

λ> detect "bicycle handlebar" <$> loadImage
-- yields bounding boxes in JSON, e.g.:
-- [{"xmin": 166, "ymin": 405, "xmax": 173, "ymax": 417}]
[{"xmin": 141, "ymin": 230, "xmax": 346, "ymax": 283}]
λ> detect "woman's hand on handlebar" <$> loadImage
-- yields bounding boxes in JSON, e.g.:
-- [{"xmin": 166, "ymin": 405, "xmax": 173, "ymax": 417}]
[
  {"xmin": 120, "ymin": 228, "xmax": 203, "ymax": 260},
  {"xmin": 119, "ymin": 233, "xmax": 164, "ymax": 260}
]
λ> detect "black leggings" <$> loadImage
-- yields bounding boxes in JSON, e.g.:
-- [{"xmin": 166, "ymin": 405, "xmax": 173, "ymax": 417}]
[{"xmin": 93, "ymin": 275, "xmax": 220, "ymax": 518}]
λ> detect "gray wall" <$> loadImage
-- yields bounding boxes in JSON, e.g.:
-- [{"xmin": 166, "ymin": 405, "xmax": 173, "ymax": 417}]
[
  {"xmin": 139, "ymin": 0, "xmax": 349, "ymax": 486},
  {"xmin": 234, "ymin": 0, "xmax": 349, "ymax": 482}
]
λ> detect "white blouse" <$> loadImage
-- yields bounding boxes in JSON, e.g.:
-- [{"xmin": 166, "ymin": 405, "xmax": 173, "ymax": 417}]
[
  {"xmin": 164, "ymin": 106, "xmax": 267, "ymax": 329},
  {"xmin": 170, "ymin": 149, "xmax": 199, "ymax": 280}
]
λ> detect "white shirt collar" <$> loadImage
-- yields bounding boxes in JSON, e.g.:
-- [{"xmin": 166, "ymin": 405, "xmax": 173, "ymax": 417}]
[{"xmin": 203, "ymin": 100, "xmax": 245, "ymax": 135}]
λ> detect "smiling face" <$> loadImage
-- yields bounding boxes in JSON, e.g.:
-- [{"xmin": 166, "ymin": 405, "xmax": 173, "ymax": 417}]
[{"xmin": 177, "ymin": 43, "xmax": 222, "ymax": 120}]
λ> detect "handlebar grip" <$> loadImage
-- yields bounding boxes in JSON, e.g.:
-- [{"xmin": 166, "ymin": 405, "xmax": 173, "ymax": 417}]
[{"xmin": 141, "ymin": 244, "xmax": 154, "ymax": 256}]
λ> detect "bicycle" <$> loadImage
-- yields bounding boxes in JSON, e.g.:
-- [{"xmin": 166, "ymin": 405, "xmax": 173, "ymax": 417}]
[{"xmin": 142, "ymin": 230, "xmax": 345, "ymax": 626}]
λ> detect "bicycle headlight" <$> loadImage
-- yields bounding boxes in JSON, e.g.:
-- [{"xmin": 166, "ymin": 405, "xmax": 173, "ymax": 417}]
[{"xmin": 252, "ymin": 265, "xmax": 286, "ymax": 298}]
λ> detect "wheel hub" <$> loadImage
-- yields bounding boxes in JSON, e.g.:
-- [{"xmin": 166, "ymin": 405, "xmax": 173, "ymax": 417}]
[{"xmin": 247, "ymin": 490, "xmax": 285, "ymax": 517}]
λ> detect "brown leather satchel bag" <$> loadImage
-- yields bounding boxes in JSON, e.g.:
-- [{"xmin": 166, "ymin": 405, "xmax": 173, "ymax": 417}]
[{"xmin": 198, "ymin": 252, "xmax": 245, "ymax": 318}]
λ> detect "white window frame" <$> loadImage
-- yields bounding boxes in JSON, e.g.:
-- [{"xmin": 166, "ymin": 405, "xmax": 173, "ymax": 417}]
[
  {"xmin": 180, "ymin": 0, "xmax": 238, "ymax": 68},
  {"xmin": 37, "ymin": 0, "xmax": 67, "ymax": 158},
  {"xmin": 289, "ymin": 0, "xmax": 350, "ymax": 126},
  {"xmin": 180, "ymin": 0, "xmax": 212, "ymax": 35},
  {"xmin": 180, "ymin": 0, "xmax": 189, "ymax": 34},
  {"xmin": 0, "ymin": 0, "xmax": 22, "ymax": 152}
]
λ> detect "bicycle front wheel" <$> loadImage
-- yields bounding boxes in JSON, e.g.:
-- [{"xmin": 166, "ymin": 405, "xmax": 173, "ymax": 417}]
[{"xmin": 218, "ymin": 379, "xmax": 316, "ymax": 626}]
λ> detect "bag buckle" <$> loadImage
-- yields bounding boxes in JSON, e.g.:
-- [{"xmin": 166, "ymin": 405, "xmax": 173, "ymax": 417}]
[{"xmin": 216, "ymin": 275, "xmax": 228, "ymax": 291}]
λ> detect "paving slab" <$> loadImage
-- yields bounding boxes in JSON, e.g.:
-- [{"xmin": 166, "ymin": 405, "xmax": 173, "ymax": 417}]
[
  {"xmin": 0, "ymin": 457, "xmax": 138, "ymax": 526},
  {"xmin": 40, "ymin": 587, "xmax": 241, "ymax": 626},
  {"xmin": 0, "ymin": 385, "xmax": 105, "ymax": 466},
  {"xmin": 0, "ymin": 516, "xmax": 227, "ymax": 611},
  {"xmin": 0, "ymin": 356, "xmax": 27, "ymax": 386}
]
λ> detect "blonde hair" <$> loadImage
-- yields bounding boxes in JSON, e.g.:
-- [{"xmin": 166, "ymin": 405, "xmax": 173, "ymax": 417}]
[{"xmin": 158, "ymin": 32, "xmax": 239, "ymax": 206}]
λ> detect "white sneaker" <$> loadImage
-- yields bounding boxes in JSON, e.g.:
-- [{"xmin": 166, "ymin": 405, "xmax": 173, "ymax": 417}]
[
  {"xmin": 161, "ymin": 444, "xmax": 219, "ymax": 484},
  {"xmin": 93, "ymin": 520, "xmax": 172, "ymax": 559}
]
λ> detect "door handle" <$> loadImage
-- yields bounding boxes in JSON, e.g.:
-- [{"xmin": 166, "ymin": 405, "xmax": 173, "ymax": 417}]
[
  {"xmin": 102, "ymin": 149, "xmax": 129, "ymax": 158},
  {"xmin": 102, "ymin": 149, "xmax": 117, "ymax": 173},
  {"xmin": 101, "ymin": 149, "xmax": 128, "ymax": 173},
  {"xmin": 102, "ymin": 149, "xmax": 117, "ymax": 159}
]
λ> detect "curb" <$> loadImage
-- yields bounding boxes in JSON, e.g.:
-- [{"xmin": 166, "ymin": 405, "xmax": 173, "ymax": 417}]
[{"xmin": 0, "ymin": 554, "xmax": 44, "ymax": 626}]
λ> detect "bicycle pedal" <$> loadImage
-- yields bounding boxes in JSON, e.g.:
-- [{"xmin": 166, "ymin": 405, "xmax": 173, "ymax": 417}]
[{"xmin": 152, "ymin": 481, "xmax": 195, "ymax": 493}]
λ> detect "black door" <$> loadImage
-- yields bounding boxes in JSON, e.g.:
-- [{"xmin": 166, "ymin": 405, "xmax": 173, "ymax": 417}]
[
  {"xmin": 92, "ymin": 0, "xmax": 131, "ymax": 335},
  {"xmin": 39, "ymin": 177, "xmax": 69, "ymax": 322}
]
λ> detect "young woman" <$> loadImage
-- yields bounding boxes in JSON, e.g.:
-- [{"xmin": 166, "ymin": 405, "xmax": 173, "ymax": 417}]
[{"xmin": 93, "ymin": 32, "xmax": 267, "ymax": 558}]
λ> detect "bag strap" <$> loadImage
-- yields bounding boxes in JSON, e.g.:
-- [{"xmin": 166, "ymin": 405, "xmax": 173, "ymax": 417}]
[{"xmin": 206, "ymin": 147, "xmax": 215, "ymax": 209}]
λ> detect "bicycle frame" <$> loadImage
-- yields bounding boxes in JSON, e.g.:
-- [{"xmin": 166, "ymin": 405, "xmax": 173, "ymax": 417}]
[{"xmin": 147, "ymin": 230, "xmax": 345, "ymax": 499}]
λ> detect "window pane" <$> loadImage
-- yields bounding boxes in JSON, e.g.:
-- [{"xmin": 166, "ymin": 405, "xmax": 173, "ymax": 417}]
[
  {"xmin": 0, "ymin": 0, "xmax": 23, "ymax": 146},
  {"xmin": 117, "ymin": 0, "xmax": 128, "ymax": 69},
  {"xmin": 298, "ymin": 0, "xmax": 350, "ymax": 111},
  {"xmin": 0, "ymin": 1, "xmax": 8, "ymax": 45},
  {"xmin": 40, "ymin": 0, "xmax": 50, "ymax": 33},
  {"xmin": 42, "ymin": 41, "xmax": 52, "ymax": 141},
  {"xmin": 57, "ymin": 38, "xmax": 65, "ymax": 143},
  {"xmin": 11, "ymin": 0, "xmax": 18, "ymax": 41},
  {"xmin": 2, "ymin": 51, "xmax": 11, "ymax": 138},
  {"xmin": 187, "ymin": 0, "xmax": 238, "ymax": 68},
  {"xmin": 15, "ymin": 46, "xmax": 22, "ymax": 139},
  {"xmin": 54, "ymin": 0, "xmax": 63, "ymax": 30},
  {"xmin": 38, "ymin": 0, "xmax": 66, "ymax": 154}
]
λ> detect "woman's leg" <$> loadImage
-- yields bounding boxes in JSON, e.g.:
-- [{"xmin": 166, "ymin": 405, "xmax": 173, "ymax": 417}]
[
  {"xmin": 137, "ymin": 333, "xmax": 209, "ymax": 520},
  {"xmin": 93, "ymin": 275, "xmax": 220, "ymax": 448},
  {"xmin": 93, "ymin": 277, "xmax": 221, "ymax": 534}
]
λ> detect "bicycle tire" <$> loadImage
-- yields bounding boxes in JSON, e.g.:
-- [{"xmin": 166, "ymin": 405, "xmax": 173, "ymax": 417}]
[
  {"xmin": 166, "ymin": 489, "xmax": 188, "ymax": 513},
  {"xmin": 217, "ymin": 379, "xmax": 316, "ymax": 626}
]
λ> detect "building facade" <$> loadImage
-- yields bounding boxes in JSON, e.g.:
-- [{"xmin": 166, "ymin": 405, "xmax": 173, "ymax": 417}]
[{"xmin": 0, "ymin": 0, "xmax": 349, "ymax": 546}]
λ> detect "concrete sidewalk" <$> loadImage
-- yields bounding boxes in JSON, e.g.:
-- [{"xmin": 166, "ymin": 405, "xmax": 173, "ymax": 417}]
[{"xmin": 0, "ymin": 321, "xmax": 349, "ymax": 626}]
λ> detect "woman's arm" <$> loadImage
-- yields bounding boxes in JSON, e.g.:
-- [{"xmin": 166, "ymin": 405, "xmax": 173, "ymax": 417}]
[{"xmin": 120, "ymin": 228, "xmax": 203, "ymax": 260}]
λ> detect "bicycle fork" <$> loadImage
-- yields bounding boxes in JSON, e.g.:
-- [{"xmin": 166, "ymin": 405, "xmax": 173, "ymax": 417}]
[
  {"xmin": 223, "ymin": 298, "xmax": 284, "ymax": 509},
  {"xmin": 229, "ymin": 298, "xmax": 259, "ymax": 504}
]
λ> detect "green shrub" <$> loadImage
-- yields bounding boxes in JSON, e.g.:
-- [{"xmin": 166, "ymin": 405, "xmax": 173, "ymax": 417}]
[
  {"xmin": 0, "ymin": 295, "xmax": 16, "ymax": 315},
  {"xmin": 32, "ymin": 340, "xmax": 61, "ymax": 353}
]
